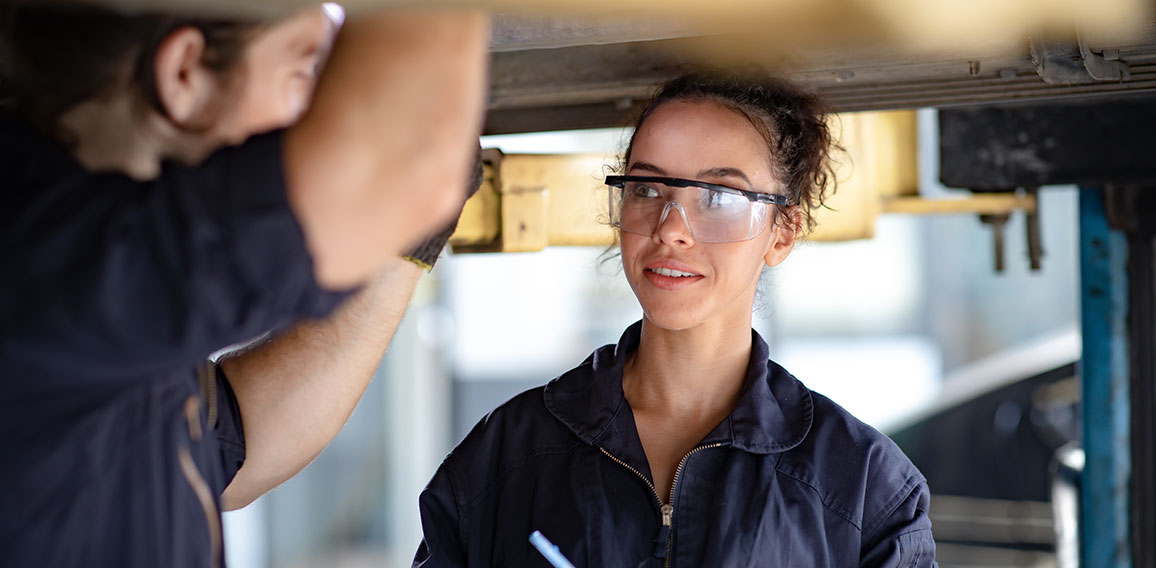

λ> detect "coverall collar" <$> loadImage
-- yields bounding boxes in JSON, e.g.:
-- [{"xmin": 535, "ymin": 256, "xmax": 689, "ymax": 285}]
[{"xmin": 544, "ymin": 321, "xmax": 814, "ymax": 478}]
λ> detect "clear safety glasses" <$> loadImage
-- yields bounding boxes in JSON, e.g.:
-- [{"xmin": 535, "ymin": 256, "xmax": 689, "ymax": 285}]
[{"xmin": 606, "ymin": 175, "xmax": 791, "ymax": 243}]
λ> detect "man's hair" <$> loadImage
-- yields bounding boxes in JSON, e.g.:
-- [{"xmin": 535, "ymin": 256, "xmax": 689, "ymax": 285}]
[{"xmin": 0, "ymin": 1, "xmax": 265, "ymax": 142}]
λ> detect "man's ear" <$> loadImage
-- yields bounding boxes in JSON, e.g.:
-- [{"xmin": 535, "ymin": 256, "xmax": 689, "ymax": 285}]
[
  {"xmin": 763, "ymin": 207, "xmax": 802, "ymax": 268},
  {"xmin": 152, "ymin": 27, "xmax": 215, "ymax": 126}
]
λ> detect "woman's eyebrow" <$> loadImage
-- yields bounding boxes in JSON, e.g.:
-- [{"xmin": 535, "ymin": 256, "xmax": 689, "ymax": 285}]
[
  {"xmin": 628, "ymin": 162, "xmax": 668, "ymax": 175},
  {"xmin": 628, "ymin": 163, "xmax": 752, "ymax": 187},
  {"xmin": 697, "ymin": 167, "xmax": 752, "ymax": 186}
]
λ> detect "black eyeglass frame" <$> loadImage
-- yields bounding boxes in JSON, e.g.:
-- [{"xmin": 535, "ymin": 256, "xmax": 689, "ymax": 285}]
[{"xmin": 604, "ymin": 175, "xmax": 792, "ymax": 207}]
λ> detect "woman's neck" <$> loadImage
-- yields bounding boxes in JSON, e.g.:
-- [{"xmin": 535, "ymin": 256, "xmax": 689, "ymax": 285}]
[{"xmin": 623, "ymin": 316, "xmax": 753, "ymax": 420}]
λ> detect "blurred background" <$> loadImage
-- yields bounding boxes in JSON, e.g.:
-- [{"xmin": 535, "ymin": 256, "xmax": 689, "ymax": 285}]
[{"xmin": 223, "ymin": 108, "xmax": 1083, "ymax": 568}]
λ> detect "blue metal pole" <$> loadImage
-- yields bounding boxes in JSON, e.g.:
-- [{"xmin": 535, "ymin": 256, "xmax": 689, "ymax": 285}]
[{"xmin": 1079, "ymin": 187, "xmax": 1131, "ymax": 567}]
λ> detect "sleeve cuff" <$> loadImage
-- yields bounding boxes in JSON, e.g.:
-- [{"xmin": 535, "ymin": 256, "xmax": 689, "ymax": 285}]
[
  {"xmin": 209, "ymin": 130, "xmax": 355, "ymax": 321},
  {"xmin": 212, "ymin": 362, "xmax": 247, "ymax": 486}
]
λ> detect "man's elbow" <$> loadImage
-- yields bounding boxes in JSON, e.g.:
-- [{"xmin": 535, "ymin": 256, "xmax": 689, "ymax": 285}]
[{"xmin": 220, "ymin": 482, "xmax": 258, "ymax": 512}]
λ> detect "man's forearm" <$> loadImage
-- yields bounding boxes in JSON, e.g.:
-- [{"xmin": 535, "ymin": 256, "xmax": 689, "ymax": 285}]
[{"xmin": 220, "ymin": 258, "xmax": 423, "ymax": 510}]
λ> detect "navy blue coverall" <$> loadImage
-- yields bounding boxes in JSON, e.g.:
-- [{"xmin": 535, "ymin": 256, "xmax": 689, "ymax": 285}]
[
  {"xmin": 414, "ymin": 322, "xmax": 937, "ymax": 567},
  {"xmin": 0, "ymin": 116, "xmax": 344, "ymax": 567}
]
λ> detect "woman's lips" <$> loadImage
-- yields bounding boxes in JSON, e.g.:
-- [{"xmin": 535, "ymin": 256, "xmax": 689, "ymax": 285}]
[{"xmin": 643, "ymin": 266, "xmax": 705, "ymax": 290}]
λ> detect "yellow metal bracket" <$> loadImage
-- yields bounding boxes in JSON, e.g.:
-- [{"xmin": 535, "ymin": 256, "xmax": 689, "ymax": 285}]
[{"xmin": 449, "ymin": 149, "xmax": 617, "ymax": 252}]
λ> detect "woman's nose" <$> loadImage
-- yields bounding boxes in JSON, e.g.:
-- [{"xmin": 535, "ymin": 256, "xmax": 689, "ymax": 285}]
[{"xmin": 654, "ymin": 201, "xmax": 696, "ymax": 247}]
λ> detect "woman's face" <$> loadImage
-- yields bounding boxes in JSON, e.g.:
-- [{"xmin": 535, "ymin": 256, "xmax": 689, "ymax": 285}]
[{"xmin": 620, "ymin": 99, "xmax": 797, "ymax": 332}]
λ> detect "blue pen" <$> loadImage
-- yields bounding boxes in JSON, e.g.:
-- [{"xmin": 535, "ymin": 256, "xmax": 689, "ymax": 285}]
[{"xmin": 529, "ymin": 530, "xmax": 576, "ymax": 568}]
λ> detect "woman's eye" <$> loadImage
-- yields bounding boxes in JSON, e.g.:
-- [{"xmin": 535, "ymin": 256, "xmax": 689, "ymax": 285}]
[
  {"xmin": 704, "ymin": 189, "xmax": 727, "ymax": 208},
  {"xmin": 629, "ymin": 184, "xmax": 661, "ymax": 199}
]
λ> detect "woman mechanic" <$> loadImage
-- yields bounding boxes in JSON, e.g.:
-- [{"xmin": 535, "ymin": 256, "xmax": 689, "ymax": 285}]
[
  {"xmin": 413, "ymin": 71, "xmax": 936, "ymax": 567},
  {"xmin": 0, "ymin": 3, "xmax": 486, "ymax": 567}
]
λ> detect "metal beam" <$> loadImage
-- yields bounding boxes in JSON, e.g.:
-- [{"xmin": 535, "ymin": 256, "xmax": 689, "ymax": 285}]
[
  {"xmin": 25, "ymin": 1, "xmax": 1156, "ymax": 133},
  {"xmin": 490, "ymin": 15, "xmax": 695, "ymax": 52},
  {"xmin": 1079, "ymin": 187, "xmax": 1132, "ymax": 568},
  {"xmin": 939, "ymin": 97, "xmax": 1156, "ymax": 191},
  {"xmin": 486, "ymin": 30, "xmax": 1156, "ymax": 134},
  {"xmin": 880, "ymin": 194, "xmax": 1036, "ymax": 216},
  {"xmin": 72, "ymin": 0, "xmax": 1154, "ymax": 50}
]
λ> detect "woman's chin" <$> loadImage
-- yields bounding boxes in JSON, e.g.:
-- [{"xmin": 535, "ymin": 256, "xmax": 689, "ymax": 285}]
[{"xmin": 641, "ymin": 309, "xmax": 705, "ymax": 333}]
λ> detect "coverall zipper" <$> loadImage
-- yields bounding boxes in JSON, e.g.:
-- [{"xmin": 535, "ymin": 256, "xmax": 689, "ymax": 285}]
[
  {"xmin": 600, "ymin": 443, "xmax": 726, "ymax": 567},
  {"xmin": 180, "ymin": 395, "xmax": 223, "ymax": 568}
]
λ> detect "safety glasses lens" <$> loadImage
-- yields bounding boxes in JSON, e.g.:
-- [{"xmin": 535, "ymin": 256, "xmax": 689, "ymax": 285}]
[{"xmin": 610, "ymin": 182, "xmax": 765, "ymax": 243}]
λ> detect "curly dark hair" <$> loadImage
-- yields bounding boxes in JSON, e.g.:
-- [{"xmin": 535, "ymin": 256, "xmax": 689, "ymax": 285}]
[{"xmin": 622, "ymin": 70, "xmax": 841, "ymax": 237}]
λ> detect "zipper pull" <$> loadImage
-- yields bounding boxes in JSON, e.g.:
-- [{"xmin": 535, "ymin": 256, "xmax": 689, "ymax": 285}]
[{"xmin": 652, "ymin": 503, "xmax": 674, "ymax": 558}]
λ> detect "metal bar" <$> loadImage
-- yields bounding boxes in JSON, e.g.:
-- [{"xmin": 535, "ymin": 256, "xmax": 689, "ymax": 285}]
[
  {"xmin": 73, "ymin": 0, "xmax": 1156, "ymax": 46},
  {"xmin": 1026, "ymin": 188, "xmax": 1043, "ymax": 271},
  {"xmin": 1078, "ymin": 187, "xmax": 1132, "ymax": 568},
  {"xmin": 483, "ymin": 35, "xmax": 1156, "ymax": 134},
  {"xmin": 980, "ymin": 213, "xmax": 1009, "ymax": 273},
  {"xmin": 879, "ymin": 194, "xmax": 1036, "ymax": 216}
]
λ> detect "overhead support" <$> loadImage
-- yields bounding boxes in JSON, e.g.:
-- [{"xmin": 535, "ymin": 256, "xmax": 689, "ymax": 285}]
[
  {"xmin": 485, "ymin": 33, "xmax": 1156, "ymax": 134},
  {"xmin": 70, "ymin": 0, "xmax": 1152, "ymax": 50},
  {"xmin": 1030, "ymin": 32, "xmax": 1131, "ymax": 84},
  {"xmin": 49, "ymin": 0, "xmax": 1156, "ymax": 135},
  {"xmin": 490, "ymin": 15, "xmax": 695, "ymax": 52}
]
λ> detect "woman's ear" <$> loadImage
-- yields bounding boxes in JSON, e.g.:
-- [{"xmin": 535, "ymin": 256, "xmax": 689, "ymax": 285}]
[
  {"xmin": 152, "ymin": 27, "xmax": 215, "ymax": 126},
  {"xmin": 763, "ymin": 207, "xmax": 802, "ymax": 268}
]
